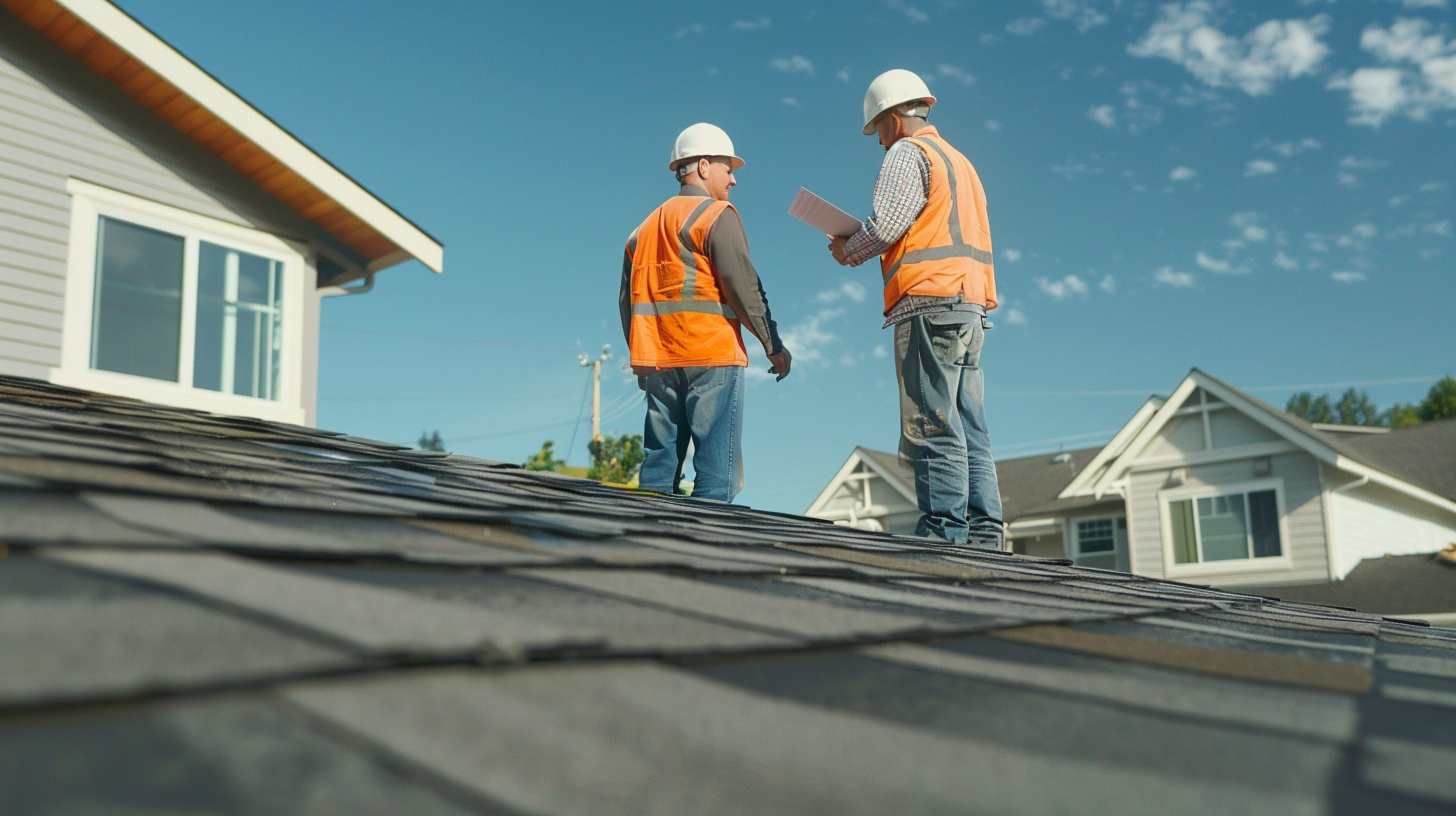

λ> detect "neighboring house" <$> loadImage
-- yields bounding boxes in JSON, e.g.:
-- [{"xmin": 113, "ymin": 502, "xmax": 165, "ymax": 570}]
[
  {"xmin": 808, "ymin": 369, "xmax": 1456, "ymax": 619},
  {"xmin": 4, "ymin": 372, "xmax": 1456, "ymax": 813},
  {"xmin": 0, "ymin": 0, "xmax": 442, "ymax": 426}
]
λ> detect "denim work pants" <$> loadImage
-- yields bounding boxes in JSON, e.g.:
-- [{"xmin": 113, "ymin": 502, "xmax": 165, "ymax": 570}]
[
  {"xmin": 639, "ymin": 365, "xmax": 744, "ymax": 503},
  {"xmin": 894, "ymin": 310, "xmax": 1004, "ymax": 547}
]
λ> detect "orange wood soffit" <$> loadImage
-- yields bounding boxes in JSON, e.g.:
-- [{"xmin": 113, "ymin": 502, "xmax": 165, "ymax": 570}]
[{"xmin": 3, "ymin": 0, "xmax": 402, "ymax": 265}]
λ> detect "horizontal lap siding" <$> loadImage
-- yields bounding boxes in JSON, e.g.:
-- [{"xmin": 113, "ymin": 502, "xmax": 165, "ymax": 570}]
[
  {"xmin": 1331, "ymin": 485, "xmax": 1456, "ymax": 578},
  {"xmin": 0, "ymin": 37, "xmax": 298, "ymax": 379},
  {"xmin": 1127, "ymin": 452, "xmax": 1329, "ymax": 587}
]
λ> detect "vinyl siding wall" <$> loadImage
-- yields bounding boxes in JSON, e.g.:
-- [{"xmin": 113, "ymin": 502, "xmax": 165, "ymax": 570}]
[
  {"xmin": 1127, "ymin": 451, "xmax": 1329, "ymax": 587},
  {"xmin": 1329, "ymin": 480, "xmax": 1456, "ymax": 578},
  {"xmin": 0, "ymin": 18, "xmax": 351, "ymax": 422}
]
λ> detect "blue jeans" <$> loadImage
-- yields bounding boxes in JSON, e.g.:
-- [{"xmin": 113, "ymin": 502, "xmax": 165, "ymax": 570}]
[
  {"xmin": 894, "ymin": 309, "xmax": 1004, "ymax": 547},
  {"xmin": 639, "ymin": 366, "xmax": 744, "ymax": 502}
]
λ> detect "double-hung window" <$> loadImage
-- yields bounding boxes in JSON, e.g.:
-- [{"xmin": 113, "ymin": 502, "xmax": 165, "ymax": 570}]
[
  {"xmin": 1072, "ymin": 516, "xmax": 1127, "ymax": 571},
  {"xmin": 1160, "ymin": 480, "xmax": 1286, "ymax": 574},
  {"xmin": 55, "ymin": 180, "xmax": 305, "ymax": 424}
]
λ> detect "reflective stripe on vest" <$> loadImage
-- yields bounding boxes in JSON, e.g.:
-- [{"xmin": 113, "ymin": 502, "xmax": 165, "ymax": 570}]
[
  {"xmin": 880, "ymin": 128, "xmax": 996, "ymax": 313},
  {"xmin": 625, "ymin": 195, "xmax": 748, "ymax": 369}
]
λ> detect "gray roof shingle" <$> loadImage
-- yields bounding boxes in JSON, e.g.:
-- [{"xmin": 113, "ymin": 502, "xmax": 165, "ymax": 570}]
[{"xmin": 2, "ymin": 374, "xmax": 1456, "ymax": 813}]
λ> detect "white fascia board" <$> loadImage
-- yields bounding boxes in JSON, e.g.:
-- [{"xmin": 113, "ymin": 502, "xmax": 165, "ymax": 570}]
[
  {"xmin": 1335, "ymin": 456, "xmax": 1456, "ymax": 518},
  {"xmin": 57, "ymin": 0, "xmax": 443, "ymax": 273},
  {"xmin": 1059, "ymin": 395, "xmax": 1165, "ymax": 499},
  {"xmin": 1088, "ymin": 376, "xmax": 1202, "ymax": 495},
  {"xmin": 853, "ymin": 450, "xmax": 919, "ymax": 507},
  {"xmin": 804, "ymin": 450, "xmax": 865, "ymax": 516}
]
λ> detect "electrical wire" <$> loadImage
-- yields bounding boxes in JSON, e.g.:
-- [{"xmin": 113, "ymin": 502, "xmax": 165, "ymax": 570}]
[
  {"xmin": 321, "ymin": 324, "xmax": 576, "ymax": 352},
  {"xmin": 563, "ymin": 368, "xmax": 593, "ymax": 465}
]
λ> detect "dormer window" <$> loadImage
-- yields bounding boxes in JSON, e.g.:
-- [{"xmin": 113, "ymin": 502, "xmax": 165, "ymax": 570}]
[{"xmin": 54, "ymin": 180, "xmax": 306, "ymax": 424}]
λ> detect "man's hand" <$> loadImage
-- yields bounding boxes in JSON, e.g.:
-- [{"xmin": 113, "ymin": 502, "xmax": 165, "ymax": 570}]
[
  {"xmin": 828, "ymin": 236, "xmax": 851, "ymax": 266},
  {"xmin": 767, "ymin": 348, "xmax": 793, "ymax": 382}
]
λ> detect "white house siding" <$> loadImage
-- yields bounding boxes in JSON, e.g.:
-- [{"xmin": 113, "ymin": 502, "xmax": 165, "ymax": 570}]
[
  {"xmin": 0, "ymin": 20, "xmax": 353, "ymax": 422},
  {"xmin": 1127, "ymin": 451, "xmax": 1329, "ymax": 587},
  {"xmin": 1329, "ymin": 481, "xmax": 1456, "ymax": 578}
]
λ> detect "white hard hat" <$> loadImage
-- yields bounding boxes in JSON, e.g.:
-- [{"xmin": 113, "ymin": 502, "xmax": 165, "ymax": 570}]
[
  {"xmin": 669, "ymin": 123, "xmax": 744, "ymax": 171},
  {"xmin": 862, "ymin": 69, "xmax": 937, "ymax": 135}
]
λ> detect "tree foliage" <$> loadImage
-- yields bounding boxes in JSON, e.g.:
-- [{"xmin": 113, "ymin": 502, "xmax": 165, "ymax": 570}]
[
  {"xmin": 587, "ymin": 433, "xmax": 645, "ymax": 484},
  {"xmin": 1418, "ymin": 376, "xmax": 1456, "ymax": 422},
  {"xmin": 417, "ymin": 430, "xmax": 445, "ymax": 452},
  {"xmin": 524, "ymin": 440, "xmax": 565, "ymax": 472},
  {"xmin": 1286, "ymin": 392, "xmax": 1334, "ymax": 424},
  {"xmin": 1334, "ymin": 388, "xmax": 1382, "ymax": 426},
  {"xmin": 1286, "ymin": 376, "xmax": 1455, "ymax": 429}
]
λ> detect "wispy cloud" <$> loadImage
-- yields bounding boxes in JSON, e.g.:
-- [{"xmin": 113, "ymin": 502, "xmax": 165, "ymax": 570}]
[
  {"xmin": 1088, "ymin": 104, "xmax": 1117, "ymax": 128},
  {"xmin": 1037, "ymin": 274, "xmax": 1090, "ymax": 300},
  {"xmin": 780, "ymin": 308, "xmax": 845, "ymax": 365},
  {"xmin": 1051, "ymin": 159, "xmax": 1105, "ymax": 178},
  {"xmin": 770, "ymin": 55, "xmax": 815, "ymax": 75},
  {"xmin": 1273, "ymin": 250, "xmax": 1300, "ymax": 270},
  {"xmin": 1099, "ymin": 274, "xmax": 1116, "ymax": 293},
  {"xmin": 1004, "ymin": 307, "xmax": 1028, "ymax": 325},
  {"xmin": 674, "ymin": 23, "xmax": 705, "ymax": 38},
  {"xmin": 1230, "ymin": 212, "xmax": 1268, "ymax": 242},
  {"xmin": 817, "ymin": 281, "xmax": 867, "ymax": 303},
  {"xmin": 836, "ymin": 67, "xmax": 851, "ymax": 83},
  {"xmin": 1170, "ymin": 165, "xmax": 1197, "ymax": 180},
  {"xmin": 887, "ymin": 0, "xmax": 930, "ymax": 23},
  {"xmin": 1329, "ymin": 18, "xmax": 1456, "ymax": 126},
  {"xmin": 1195, "ymin": 251, "xmax": 1235, "ymax": 273},
  {"xmin": 732, "ymin": 17, "xmax": 771, "ymax": 31},
  {"xmin": 781, "ymin": 97, "xmax": 802, "ymax": 109},
  {"xmin": 1128, "ymin": 3, "xmax": 1331, "ymax": 96},
  {"xmin": 1331, "ymin": 270, "xmax": 1368, "ymax": 283},
  {"xmin": 1245, "ymin": 159, "xmax": 1279, "ymax": 176},
  {"xmin": 1043, "ymin": 0, "xmax": 1107, "ymax": 33},
  {"xmin": 985, "ymin": 119, "xmax": 1003, "ymax": 131},
  {"xmin": 939, "ymin": 64, "xmax": 975, "ymax": 86},
  {"xmin": 1155, "ymin": 266, "xmax": 1196, "ymax": 287},
  {"xmin": 1339, "ymin": 156, "xmax": 1389, "ymax": 170},
  {"xmin": 1007, "ymin": 17, "xmax": 1047, "ymax": 36},
  {"xmin": 1002, "ymin": 249, "xmax": 1022, "ymax": 263},
  {"xmin": 1256, "ymin": 137, "xmax": 1322, "ymax": 156}
]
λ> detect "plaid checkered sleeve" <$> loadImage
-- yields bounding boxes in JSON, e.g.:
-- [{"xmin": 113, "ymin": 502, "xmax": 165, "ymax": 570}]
[{"xmin": 842, "ymin": 139, "xmax": 931, "ymax": 267}]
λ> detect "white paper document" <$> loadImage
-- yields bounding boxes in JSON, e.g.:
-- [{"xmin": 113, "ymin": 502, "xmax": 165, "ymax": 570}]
[{"xmin": 789, "ymin": 188, "xmax": 862, "ymax": 238}]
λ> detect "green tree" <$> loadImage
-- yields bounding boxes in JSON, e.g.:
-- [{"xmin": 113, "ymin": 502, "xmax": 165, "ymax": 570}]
[
  {"xmin": 1418, "ymin": 376, "xmax": 1456, "ymax": 422},
  {"xmin": 1383, "ymin": 403, "xmax": 1423, "ymax": 429},
  {"xmin": 587, "ymin": 433, "xmax": 645, "ymax": 484},
  {"xmin": 524, "ymin": 440, "xmax": 565, "ymax": 472},
  {"xmin": 1334, "ymin": 388, "xmax": 1382, "ymax": 426},
  {"xmin": 417, "ymin": 430, "xmax": 445, "ymax": 451},
  {"xmin": 1286, "ymin": 392, "xmax": 1334, "ymax": 424}
]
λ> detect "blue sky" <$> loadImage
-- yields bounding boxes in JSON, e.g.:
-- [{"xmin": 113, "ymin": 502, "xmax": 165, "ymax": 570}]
[{"xmin": 116, "ymin": 0, "xmax": 1453, "ymax": 513}]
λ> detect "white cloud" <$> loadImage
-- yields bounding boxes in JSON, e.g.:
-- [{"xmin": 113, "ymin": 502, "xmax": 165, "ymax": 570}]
[
  {"xmin": 770, "ymin": 55, "xmax": 814, "ymax": 75},
  {"xmin": 1330, "ymin": 18, "xmax": 1456, "ymax": 126},
  {"xmin": 1273, "ymin": 250, "xmax": 1300, "ymax": 270},
  {"xmin": 1404, "ymin": 0, "xmax": 1448, "ymax": 8},
  {"xmin": 1245, "ymin": 159, "xmax": 1279, "ymax": 176},
  {"xmin": 1007, "ymin": 17, "xmax": 1047, "ymax": 36},
  {"xmin": 985, "ymin": 119, "xmax": 1003, "ymax": 131},
  {"xmin": 1340, "ymin": 156, "xmax": 1389, "ymax": 170},
  {"xmin": 1195, "ymin": 251, "xmax": 1232, "ymax": 273},
  {"xmin": 817, "ymin": 281, "xmax": 867, "ymax": 302},
  {"xmin": 1128, "ymin": 3, "xmax": 1331, "ymax": 96},
  {"xmin": 1230, "ymin": 212, "xmax": 1268, "ymax": 241},
  {"xmin": 1256, "ymin": 137, "xmax": 1322, "ymax": 156},
  {"xmin": 1051, "ymin": 159, "xmax": 1105, "ymax": 178},
  {"xmin": 1088, "ymin": 104, "xmax": 1117, "ymax": 128},
  {"xmin": 1043, "ymin": 0, "xmax": 1107, "ymax": 32},
  {"xmin": 872, "ymin": 345, "xmax": 889, "ymax": 359},
  {"xmin": 1337, "ymin": 171, "xmax": 1360, "ymax": 186},
  {"xmin": 1004, "ymin": 307, "xmax": 1028, "ymax": 325},
  {"xmin": 888, "ymin": 0, "xmax": 930, "ymax": 23},
  {"xmin": 781, "ymin": 97, "xmax": 802, "ymax": 109},
  {"xmin": 675, "ymin": 23, "xmax": 704, "ymax": 38},
  {"xmin": 981, "ymin": 33, "xmax": 1001, "ymax": 46},
  {"xmin": 1037, "ymin": 274, "xmax": 1089, "ymax": 300},
  {"xmin": 732, "ymin": 17, "xmax": 771, "ymax": 31},
  {"xmin": 836, "ymin": 67, "xmax": 851, "ymax": 83},
  {"xmin": 1428, "ymin": 219, "xmax": 1452, "ymax": 236},
  {"xmin": 1155, "ymin": 266, "xmax": 1196, "ymax": 287},
  {"xmin": 1170, "ymin": 165, "xmax": 1198, "ymax": 180},
  {"xmin": 940, "ymin": 64, "xmax": 975, "ymax": 86},
  {"xmin": 1390, "ymin": 194, "xmax": 1412, "ymax": 207},
  {"xmin": 780, "ymin": 308, "xmax": 844, "ymax": 365},
  {"xmin": 1331, "ymin": 270, "xmax": 1368, "ymax": 283},
  {"xmin": 1099, "ymin": 274, "xmax": 1116, "ymax": 293},
  {"xmin": 1002, "ymin": 248, "xmax": 1022, "ymax": 263},
  {"xmin": 1421, "ymin": 181, "xmax": 1446, "ymax": 192},
  {"xmin": 1352, "ymin": 222, "xmax": 1379, "ymax": 239}
]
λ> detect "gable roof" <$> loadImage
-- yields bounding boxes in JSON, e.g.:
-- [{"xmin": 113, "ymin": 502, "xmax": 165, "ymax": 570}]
[
  {"xmin": 2, "ymin": 0, "xmax": 443, "ymax": 274},
  {"xmin": 1332, "ymin": 417, "xmax": 1456, "ymax": 503},
  {"xmin": 1251, "ymin": 552, "xmax": 1456, "ymax": 617},
  {"xmin": 5, "ymin": 373, "xmax": 1456, "ymax": 812}
]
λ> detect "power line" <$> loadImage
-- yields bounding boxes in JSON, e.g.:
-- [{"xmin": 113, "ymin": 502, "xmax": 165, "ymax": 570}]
[
  {"xmin": 449, "ymin": 418, "xmax": 581, "ymax": 443},
  {"xmin": 321, "ymin": 323, "xmax": 577, "ymax": 352},
  {"xmin": 996, "ymin": 375, "xmax": 1441, "ymax": 398},
  {"xmin": 563, "ymin": 368, "xmax": 593, "ymax": 465}
]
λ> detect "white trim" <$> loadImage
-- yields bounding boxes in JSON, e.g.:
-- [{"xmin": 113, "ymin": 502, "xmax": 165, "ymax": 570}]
[
  {"xmin": 1059, "ymin": 395, "xmax": 1165, "ymax": 499},
  {"xmin": 50, "ymin": 180, "xmax": 306, "ymax": 425},
  {"xmin": 1007, "ymin": 517, "xmax": 1061, "ymax": 536},
  {"xmin": 1157, "ymin": 477, "xmax": 1294, "ymax": 579},
  {"xmin": 1125, "ymin": 441, "xmax": 1300, "ymax": 472},
  {"xmin": 805, "ymin": 451, "xmax": 866, "ymax": 516},
  {"xmin": 1318, "ymin": 462, "xmax": 1341, "ymax": 582},
  {"xmin": 1335, "ymin": 456, "xmax": 1456, "ymax": 517},
  {"xmin": 51, "ymin": 0, "xmax": 442, "ymax": 273},
  {"xmin": 1069, "ymin": 513, "xmax": 1126, "ymax": 568},
  {"xmin": 1405, "ymin": 613, "xmax": 1456, "ymax": 628}
]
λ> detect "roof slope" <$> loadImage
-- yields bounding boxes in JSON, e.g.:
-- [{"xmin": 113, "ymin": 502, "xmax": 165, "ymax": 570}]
[
  {"xmin": 1254, "ymin": 553, "xmax": 1456, "ymax": 616},
  {"xmin": 1, "ymin": 0, "xmax": 442, "ymax": 273},
  {"xmin": 2, "ymin": 375, "xmax": 1456, "ymax": 813},
  {"xmin": 858, "ymin": 445, "xmax": 1112, "ymax": 522},
  {"xmin": 1331, "ymin": 417, "xmax": 1456, "ymax": 502}
]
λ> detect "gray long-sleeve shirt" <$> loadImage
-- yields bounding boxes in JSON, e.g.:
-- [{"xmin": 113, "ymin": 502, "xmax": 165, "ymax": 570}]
[{"xmin": 620, "ymin": 185, "xmax": 783, "ymax": 358}]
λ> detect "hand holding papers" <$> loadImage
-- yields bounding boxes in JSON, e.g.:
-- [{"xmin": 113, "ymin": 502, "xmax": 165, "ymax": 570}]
[{"xmin": 789, "ymin": 188, "xmax": 862, "ymax": 238}]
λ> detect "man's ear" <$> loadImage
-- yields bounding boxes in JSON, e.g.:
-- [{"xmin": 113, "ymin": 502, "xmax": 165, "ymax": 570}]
[{"xmin": 697, "ymin": 158, "xmax": 710, "ymax": 179}]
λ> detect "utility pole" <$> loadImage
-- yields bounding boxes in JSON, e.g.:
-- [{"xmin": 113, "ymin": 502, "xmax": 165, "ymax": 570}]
[{"xmin": 579, "ymin": 344, "xmax": 612, "ymax": 442}]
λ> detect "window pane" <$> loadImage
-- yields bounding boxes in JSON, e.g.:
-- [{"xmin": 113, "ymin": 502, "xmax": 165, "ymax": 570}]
[
  {"xmin": 194, "ymin": 242, "xmax": 283, "ymax": 400},
  {"xmin": 1248, "ymin": 490, "xmax": 1282, "ymax": 557},
  {"xmin": 92, "ymin": 217, "xmax": 184, "ymax": 381},
  {"xmin": 1169, "ymin": 500, "xmax": 1198, "ymax": 564},
  {"xmin": 1198, "ymin": 493, "xmax": 1250, "ymax": 561},
  {"xmin": 1077, "ymin": 518, "xmax": 1115, "ymax": 553}
]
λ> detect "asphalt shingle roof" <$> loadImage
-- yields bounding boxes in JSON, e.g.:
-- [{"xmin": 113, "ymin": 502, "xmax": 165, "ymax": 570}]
[{"xmin": 3, "ymin": 374, "xmax": 1456, "ymax": 814}]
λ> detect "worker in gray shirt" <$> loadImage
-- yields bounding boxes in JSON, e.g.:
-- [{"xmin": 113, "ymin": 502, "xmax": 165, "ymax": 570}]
[
  {"xmin": 828, "ymin": 70, "xmax": 1003, "ymax": 548},
  {"xmin": 620, "ymin": 124, "xmax": 791, "ymax": 502}
]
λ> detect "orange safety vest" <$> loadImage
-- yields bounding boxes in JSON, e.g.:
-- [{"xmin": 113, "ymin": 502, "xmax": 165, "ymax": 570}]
[
  {"xmin": 881, "ymin": 126, "xmax": 997, "ymax": 315},
  {"xmin": 626, "ymin": 195, "xmax": 748, "ymax": 369}
]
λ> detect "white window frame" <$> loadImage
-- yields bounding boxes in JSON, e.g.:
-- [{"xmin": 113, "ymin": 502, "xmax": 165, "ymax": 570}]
[
  {"xmin": 52, "ymin": 179, "xmax": 307, "ymax": 425},
  {"xmin": 1072, "ymin": 515, "xmax": 1125, "ymax": 564},
  {"xmin": 1157, "ymin": 477, "xmax": 1293, "ymax": 579}
]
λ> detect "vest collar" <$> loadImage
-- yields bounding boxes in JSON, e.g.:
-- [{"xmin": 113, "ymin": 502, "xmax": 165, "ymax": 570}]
[{"xmin": 677, "ymin": 183, "xmax": 711, "ymax": 198}]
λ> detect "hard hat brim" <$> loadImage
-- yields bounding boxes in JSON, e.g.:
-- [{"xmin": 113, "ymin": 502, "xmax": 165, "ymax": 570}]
[
  {"xmin": 668, "ymin": 155, "xmax": 745, "ymax": 172},
  {"xmin": 861, "ymin": 95, "xmax": 937, "ymax": 136}
]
